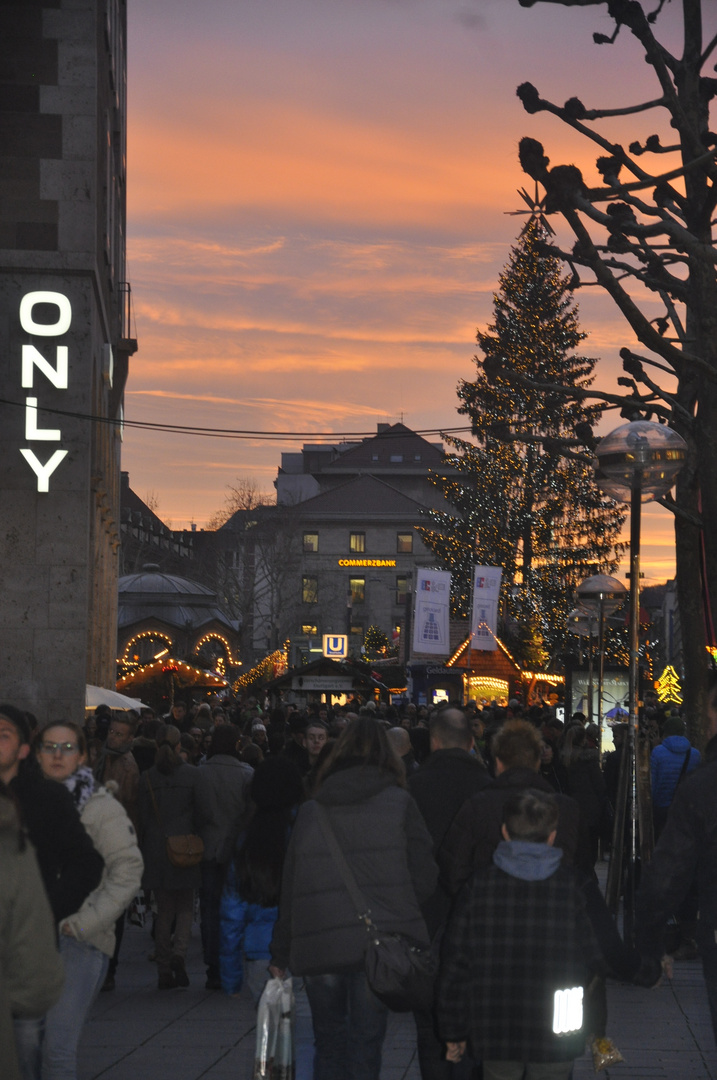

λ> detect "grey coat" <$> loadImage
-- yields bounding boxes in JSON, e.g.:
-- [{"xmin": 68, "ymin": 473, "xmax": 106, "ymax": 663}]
[
  {"xmin": 0, "ymin": 801, "xmax": 64, "ymax": 1080},
  {"xmin": 196, "ymin": 755, "xmax": 253, "ymax": 863},
  {"xmin": 138, "ymin": 763, "xmax": 212, "ymax": 891},
  {"xmin": 271, "ymin": 764, "xmax": 438, "ymax": 975}
]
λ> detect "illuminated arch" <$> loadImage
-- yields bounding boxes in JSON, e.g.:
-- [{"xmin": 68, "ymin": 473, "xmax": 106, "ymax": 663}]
[
  {"xmin": 193, "ymin": 632, "xmax": 239, "ymax": 669},
  {"xmin": 121, "ymin": 630, "xmax": 174, "ymax": 666}
]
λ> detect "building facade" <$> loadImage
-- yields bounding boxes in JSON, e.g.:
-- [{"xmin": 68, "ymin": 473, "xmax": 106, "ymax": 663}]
[
  {"xmin": 215, "ymin": 424, "xmax": 455, "ymax": 665},
  {"xmin": 0, "ymin": 1, "xmax": 135, "ymax": 720}
]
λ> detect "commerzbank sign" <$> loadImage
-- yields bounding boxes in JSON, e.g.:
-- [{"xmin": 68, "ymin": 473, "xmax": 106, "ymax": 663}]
[{"xmin": 337, "ymin": 559, "xmax": 396, "ymax": 568}]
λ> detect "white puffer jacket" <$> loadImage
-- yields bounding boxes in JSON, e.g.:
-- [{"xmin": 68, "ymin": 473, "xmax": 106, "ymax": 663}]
[{"xmin": 62, "ymin": 785, "xmax": 144, "ymax": 956}]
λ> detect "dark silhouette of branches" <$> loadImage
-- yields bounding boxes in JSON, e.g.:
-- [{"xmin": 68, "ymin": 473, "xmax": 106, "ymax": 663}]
[{"xmin": 510, "ymin": 0, "xmax": 717, "ymax": 739}]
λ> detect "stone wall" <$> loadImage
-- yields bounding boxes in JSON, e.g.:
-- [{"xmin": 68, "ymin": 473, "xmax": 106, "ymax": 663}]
[{"xmin": 0, "ymin": 1, "xmax": 130, "ymax": 722}]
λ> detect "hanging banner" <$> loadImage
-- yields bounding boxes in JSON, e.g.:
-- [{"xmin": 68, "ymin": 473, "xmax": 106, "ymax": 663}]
[
  {"xmin": 412, "ymin": 569, "xmax": 452, "ymax": 655},
  {"xmin": 471, "ymin": 566, "xmax": 503, "ymax": 651}
]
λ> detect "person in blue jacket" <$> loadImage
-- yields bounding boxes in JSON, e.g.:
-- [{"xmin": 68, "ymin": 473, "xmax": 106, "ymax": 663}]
[
  {"xmin": 651, "ymin": 715, "xmax": 700, "ymax": 839},
  {"xmin": 220, "ymin": 755, "xmax": 304, "ymax": 1001}
]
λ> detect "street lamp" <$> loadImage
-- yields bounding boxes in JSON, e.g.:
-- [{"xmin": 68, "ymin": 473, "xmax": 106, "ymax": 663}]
[
  {"xmin": 346, "ymin": 589, "xmax": 353, "ymax": 642},
  {"xmin": 594, "ymin": 420, "xmax": 686, "ymax": 933},
  {"xmin": 567, "ymin": 606, "xmax": 598, "ymax": 725},
  {"xmin": 576, "ymin": 574, "xmax": 627, "ymax": 757}
]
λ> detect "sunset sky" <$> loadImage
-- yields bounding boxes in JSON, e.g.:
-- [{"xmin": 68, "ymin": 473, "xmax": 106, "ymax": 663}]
[{"xmin": 123, "ymin": 0, "xmax": 705, "ymax": 586}]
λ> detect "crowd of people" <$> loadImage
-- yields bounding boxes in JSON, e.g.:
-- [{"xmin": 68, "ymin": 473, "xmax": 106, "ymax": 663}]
[{"xmin": 1, "ymin": 683, "xmax": 716, "ymax": 1080}]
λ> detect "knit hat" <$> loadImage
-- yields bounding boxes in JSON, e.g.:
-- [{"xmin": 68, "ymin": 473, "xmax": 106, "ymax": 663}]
[
  {"xmin": 0, "ymin": 704, "xmax": 31, "ymax": 746},
  {"xmin": 662, "ymin": 716, "xmax": 685, "ymax": 737}
]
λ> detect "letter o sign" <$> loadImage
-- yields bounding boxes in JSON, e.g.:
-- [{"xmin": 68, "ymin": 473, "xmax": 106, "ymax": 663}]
[{"xmin": 19, "ymin": 292, "xmax": 72, "ymax": 336}]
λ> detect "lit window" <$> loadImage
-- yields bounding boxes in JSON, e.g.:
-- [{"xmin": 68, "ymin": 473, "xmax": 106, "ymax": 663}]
[
  {"xmin": 301, "ymin": 624, "xmax": 318, "ymax": 635},
  {"xmin": 350, "ymin": 577, "xmax": 365, "ymax": 604},
  {"xmin": 303, "ymin": 532, "xmax": 319, "ymax": 553},
  {"xmin": 350, "ymin": 532, "xmax": 365, "ymax": 553},
  {"xmin": 397, "ymin": 532, "xmax": 413, "ymax": 553},
  {"xmin": 350, "ymin": 623, "xmax": 364, "ymax": 638},
  {"xmin": 302, "ymin": 576, "xmax": 318, "ymax": 604},
  {"xmin": 396, "ymin": 576, "xmax": 408, "ymax": 604}
]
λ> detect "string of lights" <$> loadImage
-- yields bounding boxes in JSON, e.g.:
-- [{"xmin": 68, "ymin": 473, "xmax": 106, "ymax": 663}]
[{"xmin": 0, "ymin": 395, "xmax": 470, "ymax": 444}]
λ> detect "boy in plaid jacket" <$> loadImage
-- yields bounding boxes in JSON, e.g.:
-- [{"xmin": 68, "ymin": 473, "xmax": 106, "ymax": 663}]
[{"xmin": 436, "ymin": 789, "xmax": 601, "ymax": 1080}]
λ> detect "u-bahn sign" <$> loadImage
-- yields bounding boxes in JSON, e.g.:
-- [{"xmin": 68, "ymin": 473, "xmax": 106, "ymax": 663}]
[{"xmin": 323, "ymin": 634, "xmax": 348, "ymax": 659}]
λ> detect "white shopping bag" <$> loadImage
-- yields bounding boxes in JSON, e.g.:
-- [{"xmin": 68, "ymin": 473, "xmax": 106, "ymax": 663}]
[{"xmin": 253, "ymin": 976, "xmax": 295, "ymax": 1080}]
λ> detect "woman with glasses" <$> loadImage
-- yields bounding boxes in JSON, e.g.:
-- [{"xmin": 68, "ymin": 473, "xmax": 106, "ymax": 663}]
[{"xmin": 35, "ymin": 722, "xmax": 143, "ymax": 1080}]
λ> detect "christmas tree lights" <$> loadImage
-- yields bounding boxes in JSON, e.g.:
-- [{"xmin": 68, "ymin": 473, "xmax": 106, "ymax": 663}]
[{"xmin": 418, "ymin": 219, "xmax": 625, "ymax": 668}]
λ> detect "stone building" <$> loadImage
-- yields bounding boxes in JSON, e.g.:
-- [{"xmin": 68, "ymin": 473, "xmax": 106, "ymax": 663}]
[
  {"xmin": 215, "ymin": 424, "xmax": 455, "ymax": 665},
  {"xmin": 0, "ymin": 1, "xmax": 135, "ymax": 719}
]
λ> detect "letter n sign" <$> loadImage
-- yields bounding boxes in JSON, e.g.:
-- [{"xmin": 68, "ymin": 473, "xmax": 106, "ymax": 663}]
[{"xmin": 323, "ymin": 634, "xmax": 348, "ymax": 659}]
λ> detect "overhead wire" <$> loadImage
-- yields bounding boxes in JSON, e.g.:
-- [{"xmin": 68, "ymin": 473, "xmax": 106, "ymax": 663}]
[{"xmin": 0, "ymin": 396, "xmax": 472, "ymax": 443}]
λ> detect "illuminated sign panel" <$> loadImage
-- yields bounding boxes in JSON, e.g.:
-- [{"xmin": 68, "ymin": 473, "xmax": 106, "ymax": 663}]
[
  {"xmin": 323, "ymin": 634, "xmax": 348, "ymax": 659},
  {"xmin": 337, "ymin": 558, "xmax": 396, "ymax": 568},
  {"xmin": 19, "ymin": 291, "xmax": 70, "ymax": 492}
]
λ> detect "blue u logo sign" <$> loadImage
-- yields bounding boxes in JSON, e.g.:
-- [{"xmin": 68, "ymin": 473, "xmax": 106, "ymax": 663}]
[{"xmin": 324, "ymin": 635, "xmax": 347, "ymax": 657}]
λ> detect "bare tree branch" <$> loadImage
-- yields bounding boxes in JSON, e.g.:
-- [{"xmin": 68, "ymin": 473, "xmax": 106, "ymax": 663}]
[
  {"xmin": 657, "ymin": 493, "xmax": 703, "ymax": 527},
  {"xmin": 702, "ymin": 30, "xmax": 717, "ymax": 64},
  {"xmin": 577, "ymin": 97, "xmax": 667, "ymax": 120}
]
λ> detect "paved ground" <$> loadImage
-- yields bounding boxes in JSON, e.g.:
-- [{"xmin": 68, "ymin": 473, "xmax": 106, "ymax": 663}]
[{"xmin": 79, "ymin": 914, "xmax": 717, "ymax": 1080}]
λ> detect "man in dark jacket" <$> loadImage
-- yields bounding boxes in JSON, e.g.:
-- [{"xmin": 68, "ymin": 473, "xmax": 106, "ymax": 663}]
[
  {"xmin": 440, "ymin": 720, "xmax": 580, "ymax": 897},
  {"xmin": 636, "ymin": 680, "xmax": 717, "ymax": 1040},
  {"xmin": 408, "ymin": 707, "xmax": 491, "ymax": 1080},
  {"xmin": 409, "ymin": 708, "xmax": 491, "ymax": 936},
  {"xmin": 196, "ymin": 725, "xmax": 253, "ymax": 989}
]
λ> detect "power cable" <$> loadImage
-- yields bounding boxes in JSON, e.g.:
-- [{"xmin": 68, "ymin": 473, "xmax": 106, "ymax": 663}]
[{"xmin": 0, "ymin": 396, "xmax": 470, "ymax": 443}]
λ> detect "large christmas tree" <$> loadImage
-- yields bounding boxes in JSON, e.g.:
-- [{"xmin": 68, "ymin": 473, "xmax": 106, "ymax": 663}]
[{"xmin": 418, "ymin": 218, "xmax": 625, "ymax": 667}]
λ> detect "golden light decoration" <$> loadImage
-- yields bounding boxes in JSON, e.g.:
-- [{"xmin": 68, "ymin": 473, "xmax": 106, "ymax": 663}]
[
  {"xmin": 120, "ymin": 630, "xmax": 174, "ymax": 664},
  {"xmin": 193, "ymin": 632, "xmax": 240, "ymax": 667},
  {"xmin": 654, "ymin": 664, "xmax": 683, "ymax": 705},
  {"xmin": 521, "ymin": 671, "xmax": 565, "ymax": 686},
  {"xmin": 468, "ymin": 677, "xmax": 509, "ymax": 699},
  {"xmin": 234, "ymin": 643, "xmax": 289, "ymax": 691},
  {"xmin": 117, "ymin": 657, "xmax": 228, "ymax": 689}
]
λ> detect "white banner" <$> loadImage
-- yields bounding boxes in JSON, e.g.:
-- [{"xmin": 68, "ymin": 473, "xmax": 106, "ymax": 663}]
[
  {"xmin": 471, "ymin": 566, "xmax": 503, "ymax": 651},
  {"xmin": 412, "ymin": 568, "xmax": 452, "ymax": 655}
]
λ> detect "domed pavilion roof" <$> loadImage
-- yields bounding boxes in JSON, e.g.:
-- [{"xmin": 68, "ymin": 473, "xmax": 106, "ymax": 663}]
[{"xmin": 118, "ymin": 565, "xmax": 235, "ymax": 631}]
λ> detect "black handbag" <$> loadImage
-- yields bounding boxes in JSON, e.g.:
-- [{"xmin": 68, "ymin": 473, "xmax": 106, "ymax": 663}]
[{"xmin": 316, "ymin": 805, "xmax": 437, "ymax": 1013}]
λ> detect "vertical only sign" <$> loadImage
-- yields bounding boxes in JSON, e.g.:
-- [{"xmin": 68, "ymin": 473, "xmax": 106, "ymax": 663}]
[
  {"xmin": 471, "ymin": 566, "xmax": 503, "ymax": 651},
  {"xmin": 412, "ymin": 568, "xmax": 451, "ymax": 656},
  {"xmin": 19, "ymin": 291, "xmax": 70, "ymax": 492}
]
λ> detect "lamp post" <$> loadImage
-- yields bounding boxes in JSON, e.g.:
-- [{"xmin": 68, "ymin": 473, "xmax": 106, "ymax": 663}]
[
  {"xmin": 576, "ymin": 574, "xmax": 628, "ymax": 758},
  {"xmin": 404, "ymin": 572, "xmax": 413, "ymax": 667},
  {"xmin": 346, "ymin": 589, "xmax": 353, "ymax": 643},
  {"xmin": 567, "ymin": 606, "xmax": 598, "ymax": 724},
  {"xmin": 594, "ymin": 420, "xmax": 686, "ymax": 936}
]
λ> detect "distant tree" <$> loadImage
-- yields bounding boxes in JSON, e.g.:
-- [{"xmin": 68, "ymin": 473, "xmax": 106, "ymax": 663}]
[
  {"xmin": 207, "ymin": 476, "xmax": 270, "ymax": 530},
  {"xmin": 506, "ymin": 0, "xmax": 716, "ymax": 738},
  {"xmin": 418, "ymin": 218, "xmax": 625, "ymax": 667},
  {"xmin": 211, "ymin": 505, "xmax": 302, "ymax": 664}
]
